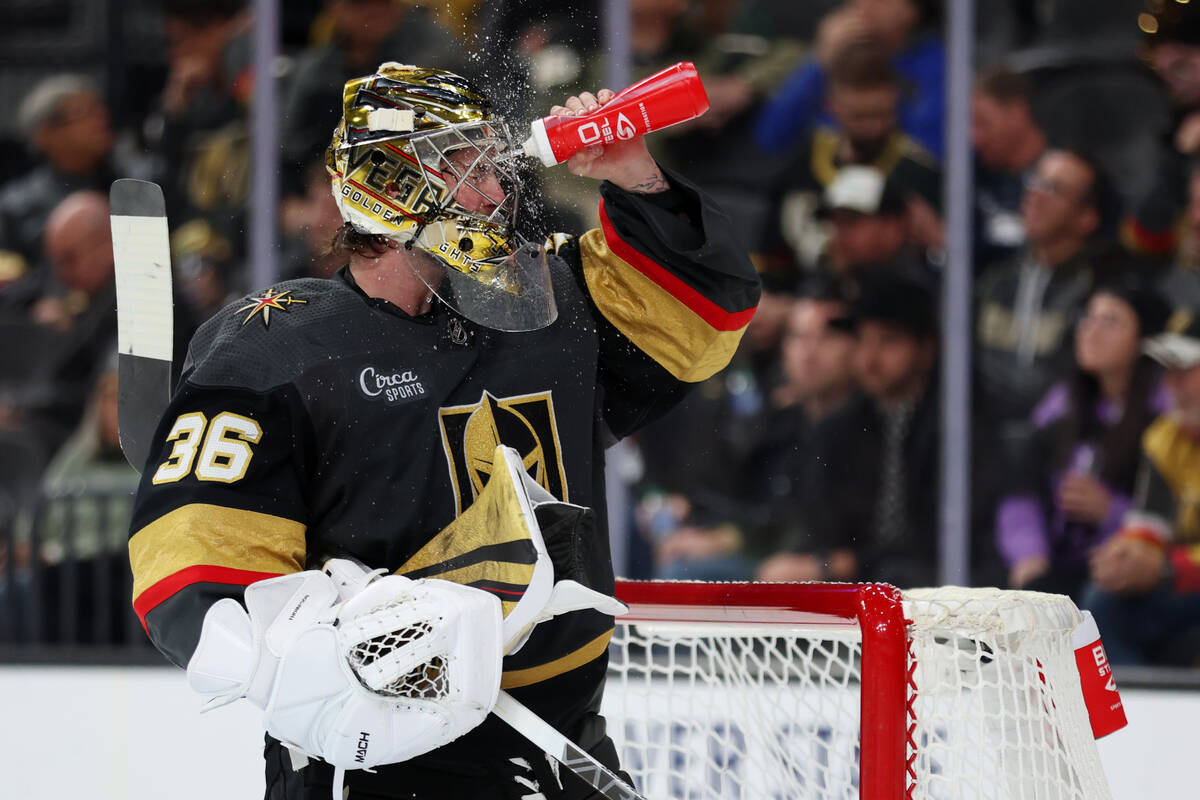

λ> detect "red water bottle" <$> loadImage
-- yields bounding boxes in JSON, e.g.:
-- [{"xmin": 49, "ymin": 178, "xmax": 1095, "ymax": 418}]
[
  {"xmin": 522, "ymin": 62, "xmax": 710, "ymax": 167},
  {"xmin": 1072, "ymin": 610, "xmax": 1128, "ymax": 738}
]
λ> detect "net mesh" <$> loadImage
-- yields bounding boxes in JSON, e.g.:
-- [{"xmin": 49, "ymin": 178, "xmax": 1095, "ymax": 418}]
[
  {"xmin": 904, "ymin": 588, "xmax": 1110, "ymax": 800},
  {"xmin": 603, "ymin": 584, "xmax": 1112, "ymax": 800},
  {"xmin": 605, "ymin": 625, "xmax": 864, "ymax": 799}
]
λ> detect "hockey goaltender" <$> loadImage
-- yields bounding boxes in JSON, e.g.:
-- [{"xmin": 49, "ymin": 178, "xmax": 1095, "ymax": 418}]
[{"xmin": 125, "ymin": 63, "xmax": 759, "ymax": 799}]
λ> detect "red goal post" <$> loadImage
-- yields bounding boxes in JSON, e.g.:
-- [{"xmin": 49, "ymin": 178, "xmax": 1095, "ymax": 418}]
[{"xmin": 606, "ymin": 579, "xmax": 1111, "ymax": 800}]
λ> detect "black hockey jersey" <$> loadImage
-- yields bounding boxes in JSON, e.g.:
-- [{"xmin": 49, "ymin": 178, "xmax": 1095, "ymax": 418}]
[{"xmin": 127, "ymin": 172, "xmax": 759, "ymax": 765}]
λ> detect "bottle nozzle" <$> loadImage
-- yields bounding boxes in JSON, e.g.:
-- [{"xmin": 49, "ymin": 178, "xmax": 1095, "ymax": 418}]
[{"xmin": 522, "ymin": 119, "xmax": 559, "ymax": 167}]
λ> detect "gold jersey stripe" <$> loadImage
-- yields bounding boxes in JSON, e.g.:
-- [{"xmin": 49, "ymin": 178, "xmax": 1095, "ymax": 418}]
[
  {"xmin": 500, "ymin": 628, "xmax": 614, "ymax": 689},
  {"xmin": 579, "ymin": 229, "xmax": 746, "ymax": 383},
  {"xmin": 129, "ymin": 503, "xmax": 306, "ymax": 599},
  {"xmin": 399, "ymin": 456, "xmax": 533, "ymax": 575},
  {"xmin": 397, "ymin": 445, "xmax": 540, "ymax": 619},
  {"xmin": 412, "ymin": 561, "xmax": 536, "ymax": 598}
]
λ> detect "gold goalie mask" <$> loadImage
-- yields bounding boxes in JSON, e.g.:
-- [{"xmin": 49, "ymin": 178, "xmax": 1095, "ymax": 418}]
[{"xmin": 327, "ymin": 63, "xmax": 557, "ymax": 331}]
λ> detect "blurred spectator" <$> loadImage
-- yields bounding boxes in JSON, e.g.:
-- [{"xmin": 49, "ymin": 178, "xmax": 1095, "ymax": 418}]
[
  {"xmin": 32, "ymin": 362, "xmax": 139, "ymax": 562},
  {"xmin": 632, "ymin": 272, "xmax": 797, "ymax": 581},
  {"xmin": 20, "ymin": 192, "xmax": 195, "ymax": 449},
  {"xmin": 7, "ymin": 360, "xmax": 143, "ymax": 645},
  {"xmin": 641, "ymin": 280, "xmax": 855, "ymax": 583},
  {"xmin": 280, "ymin": 0, "xmax": 471, "ymax": 180},
  {"xmin": 754, "ymin": 0, "xmax": 945, "ymax": 158},
  {"xmin": 143, "ymin": 0, "xmax": 251, "ymax": 276},
  {"xmin": 0, "ymin": 75, "xmax": 151, "ymax": 307},
  {"xmin": 818, "ymin": 167, "xmax": 941, "ymax": 293},
  {"xmin": 976, "ymin": 148, "xmax": 1116, "ymax": 427},
  {"xmin": 736, "ymin": 273, "xmax": 800, "ymax": 395},
  {"xmin": 757, "ymin": 43, "xmax": 941, "ymax": 274},
  {"xmin": 633, "ymin": 373, "xmax": 759, "ymax": 581},
  {"xmin": 1149, "ymin": 155, "xmax": 1200, "ymax": 311},
  {"xmin": 996, "ymin": 281, "xmax": 1170, "ymax": 602},
  {"xmin": 33, "ymin": 192, "xmax": 119, "ymax": 337},
  {"xmin": 171, "ymin": 219, "xmax": 240, "ymax": 322},
  {"xmin": 972, "ymin": 67, "xmax": 1048, "ymax": 266},
  {"xmin": 1124, "ymin": 1, "xmax": 1200, "ymax": 259},
  {"xmin": 1083, "ymin": 310, "xmax": 1200, "ymax": 664},
  {"xmin": 754, "ymin": 282, "xmax": 858, "ymax": 582},
  {"xmin": 279, "ymin": 160, "xmax": 348, "ymax": 281},
  {"xmin": 800, "ymin": 270, "xmax": 940, "ymax": 587},
  {"xmin": 21, "ymin": 192, "xmax": 122, "ymax": 450}
]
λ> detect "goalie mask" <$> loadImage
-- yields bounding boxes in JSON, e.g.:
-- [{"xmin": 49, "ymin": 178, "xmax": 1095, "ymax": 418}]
[{"xmin": 327, "ymin": 63, "xmax": 557, "ymax": 331}]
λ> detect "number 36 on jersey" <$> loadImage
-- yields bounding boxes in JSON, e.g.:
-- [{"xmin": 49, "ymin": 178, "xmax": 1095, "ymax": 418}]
[{"xmin": 152, "ymin": 411, "xmax": 263, "ymax": 485}]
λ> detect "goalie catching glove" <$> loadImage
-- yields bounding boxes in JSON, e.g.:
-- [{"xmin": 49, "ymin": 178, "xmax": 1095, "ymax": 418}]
[
  {"xmin": 185, "ymin": 445, "xmax": 624, "ymax": 781},
  {"xmin": 185, "ymin": 568, "xmax": 503, "ymax": 769}
]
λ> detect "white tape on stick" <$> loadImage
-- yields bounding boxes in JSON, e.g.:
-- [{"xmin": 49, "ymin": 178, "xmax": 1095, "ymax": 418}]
[{"xmin": 112, "ymin": 214, "xmax": 173, "ymax": 361}]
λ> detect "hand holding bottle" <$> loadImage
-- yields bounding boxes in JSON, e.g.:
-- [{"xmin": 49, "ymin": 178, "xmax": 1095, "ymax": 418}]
[
  {"xmin": 544, "ymin": 88, "xmax": 667, "ymax": 192},
  {"xmin": 525, "ymin": 62, "xmax": 710, "ymax": 193}
]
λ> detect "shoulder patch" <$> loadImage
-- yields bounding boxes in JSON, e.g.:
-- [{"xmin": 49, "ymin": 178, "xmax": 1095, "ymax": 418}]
[
  {"xmin": 186, "ymin": 277, "xmax": 359, "ymax": 392},
  {"xmin": 238, "ymin": 288, "xmax": 310, "ymax": 328}
]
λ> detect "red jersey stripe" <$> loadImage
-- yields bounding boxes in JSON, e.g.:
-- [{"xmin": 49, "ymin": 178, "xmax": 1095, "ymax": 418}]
[
  {"xmin": 598, "ymin": 199, "xmax": 755, "ymax": 332},
  {"xmin": 134, "ymin": 565, "xmax": 287, "ymax": 633}
]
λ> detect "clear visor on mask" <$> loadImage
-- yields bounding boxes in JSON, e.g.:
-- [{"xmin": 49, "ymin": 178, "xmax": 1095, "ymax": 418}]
[{"xmin": 414, "ymin": 239, "xmax": 557, "ymax": 332}]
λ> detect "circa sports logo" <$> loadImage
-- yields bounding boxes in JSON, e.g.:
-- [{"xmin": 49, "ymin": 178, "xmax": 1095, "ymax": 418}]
[{"xmin": 357, "ymin": 365, "xmax": 426, "ymax": 404}]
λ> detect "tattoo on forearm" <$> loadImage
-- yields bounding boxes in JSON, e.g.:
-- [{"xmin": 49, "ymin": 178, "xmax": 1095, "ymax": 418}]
[{"xmin": 630, "ymin": 173, "xmax": 669, "ymax": 193}]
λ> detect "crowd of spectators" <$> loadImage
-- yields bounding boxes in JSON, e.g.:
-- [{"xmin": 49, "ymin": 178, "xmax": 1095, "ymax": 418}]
[{"xmin": 3, "ymin": 0, "xmax": 1200, "ymax": 668}]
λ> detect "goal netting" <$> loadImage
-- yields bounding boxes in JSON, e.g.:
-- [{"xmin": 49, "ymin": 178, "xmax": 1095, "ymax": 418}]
[{"xmin": 602, "ymin": 581, "xmax": 1112, "ymax": 800}]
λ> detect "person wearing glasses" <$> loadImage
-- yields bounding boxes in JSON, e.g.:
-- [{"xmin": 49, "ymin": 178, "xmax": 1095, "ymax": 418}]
[{"xmin": 975, "ymin": 148, "xmax": 1117, "ymax": 429}]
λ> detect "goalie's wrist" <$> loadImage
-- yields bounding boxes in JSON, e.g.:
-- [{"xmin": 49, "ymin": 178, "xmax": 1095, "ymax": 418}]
[{"xmin": 186, "ymin": 570, "xmax": 342, "ymax": 707}]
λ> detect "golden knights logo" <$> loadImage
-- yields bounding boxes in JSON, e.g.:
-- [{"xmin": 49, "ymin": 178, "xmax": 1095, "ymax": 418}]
[
  {"xmin": 438, "ymin": 390, "xmax": 568, "ymax": 515},
  {"xmin": 239, "ymin": 288, "xmax": 307, "ymax": 327}
]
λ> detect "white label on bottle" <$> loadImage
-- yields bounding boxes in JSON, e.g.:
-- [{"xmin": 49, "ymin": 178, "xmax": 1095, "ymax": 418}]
[
  {"xmin": 637, "ymin": 101, "xmax": 652, "ymax": 130},
  {"xmin": 578, "ymin": 121, "xmax": 602, "ymax": 145}
]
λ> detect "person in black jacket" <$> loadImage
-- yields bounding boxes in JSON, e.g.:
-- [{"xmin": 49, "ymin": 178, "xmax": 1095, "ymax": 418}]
[
  {"xmin": 804, "ymin": 270, "xmax": 940, "ymax": 587},
  {"xmin": 975, "ymin": 147, "xmax": 1113, "ymax": 427}
]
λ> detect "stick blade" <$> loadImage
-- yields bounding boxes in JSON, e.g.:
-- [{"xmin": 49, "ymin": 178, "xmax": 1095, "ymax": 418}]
[
  {"xmin": 111, "ymin": 177, "xmax": 166, "ymax": 218},
  {"xmin": 111, "ymin": 179, "xmax": 174, "ymax": 471}
]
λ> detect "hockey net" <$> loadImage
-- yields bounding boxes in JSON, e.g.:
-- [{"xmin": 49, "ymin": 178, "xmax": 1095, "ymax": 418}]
[{"xmin": 602, "ymin": 581, "xmax": 1112, "ymax": 800}]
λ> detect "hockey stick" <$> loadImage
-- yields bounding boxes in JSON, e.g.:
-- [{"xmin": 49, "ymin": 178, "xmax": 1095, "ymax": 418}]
[
  {"xmin": 110, "ymin": 179, "xmax": 174, "ymax": 472},
  {"xmin": 493, "ymin": 691, "xmax": 648, "ymax": 800}
]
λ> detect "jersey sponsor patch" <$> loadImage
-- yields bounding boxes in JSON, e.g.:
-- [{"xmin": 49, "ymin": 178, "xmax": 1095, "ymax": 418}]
[
  {"xmin": 357, "ymin": 364, "xmax": 427, "ymax": 404},
  {"xmin": 438, "ymin": 390, "xmax": 568, "ymax": 515},
  {"xmin": 239, "ymin": 288, "xmax": 308, "ymax": 327}
]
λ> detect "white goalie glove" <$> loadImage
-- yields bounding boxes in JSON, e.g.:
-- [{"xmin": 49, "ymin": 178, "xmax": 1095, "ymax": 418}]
[
  {"xmin": 185, "ymin": 445, "xmax": 624, "ymax": 792},
  {"xmin": 185, "ymin": 568, "xmax": 503, "ymax": 769}
]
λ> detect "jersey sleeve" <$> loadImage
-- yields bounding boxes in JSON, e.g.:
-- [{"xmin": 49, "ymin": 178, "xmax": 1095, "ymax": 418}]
[
  {"xmin": 128, "ymin": 377, "xmax": 313, "ymax": 667},
  {"xmin": 566, "ymin": 168, "xmax": 761, "ymax": 439}
]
